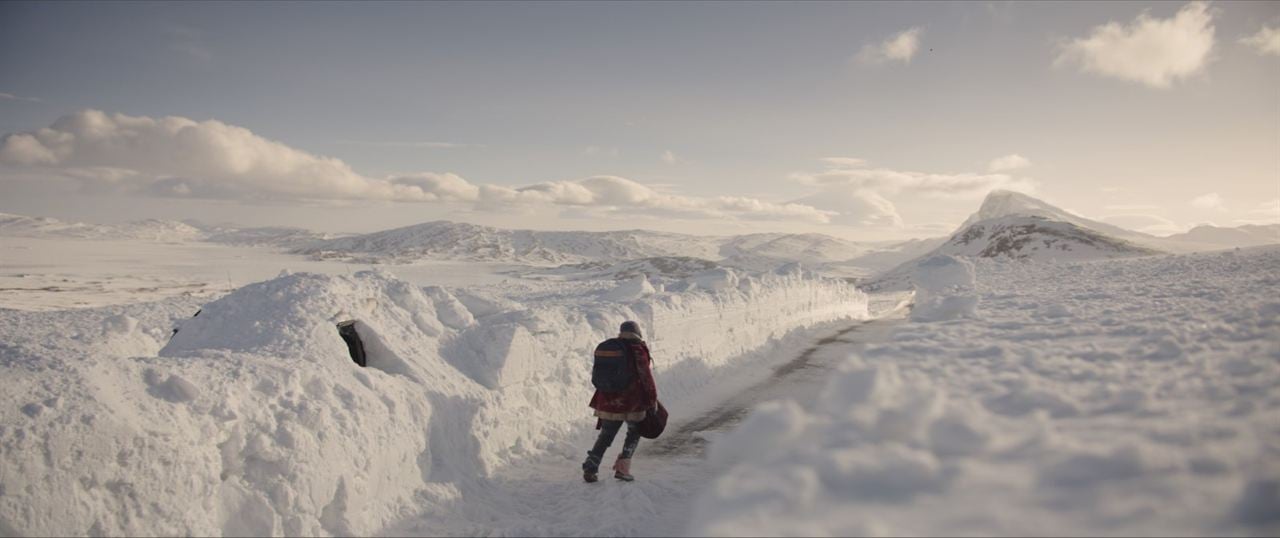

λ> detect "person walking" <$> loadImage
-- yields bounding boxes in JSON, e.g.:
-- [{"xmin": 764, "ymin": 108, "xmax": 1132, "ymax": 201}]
[{"xmin": 583, "ymin": 320, "xmax": 658, "ymax": 483}]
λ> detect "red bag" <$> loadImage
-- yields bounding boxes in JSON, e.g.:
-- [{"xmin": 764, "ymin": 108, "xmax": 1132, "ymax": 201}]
[{"xmin": 637, "ymin": 400, "xmax": 668, "ymax": 439}]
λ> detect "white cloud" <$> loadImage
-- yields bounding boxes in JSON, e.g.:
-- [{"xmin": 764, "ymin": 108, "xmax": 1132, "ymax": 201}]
[
  {"xmin": 661, "ymin": 149, "xmax": 678, "ymax": 165},
  {"xmin": 0, "ymin": 109, "xmax": 833, "ymax": 224},
  {"xmin": 1190, "ymin": 192, "xmax": 1225, "ymax": 210},
  {"xmin": 164, "ymin": 24, "xmax": 213, "ymax": 62},
  {"xmin": 987, "ymin": 154, "xmax": 1031, "ymax": 172},
  {"xmin": 790, "ymin": 157, "xmax": 1036, "ymax": 198},
  {"xmin": 787, "ymin": 158, "xmax": 1036, "ymax": 230},
  {"xmin": 790, "ymin": 187, "xmax": 903, "ymax": 228},
  {"xmin": 1240, "ymin": 25, "xmax": 1280, "ymax": 56},
  {"xmin": 1055, "ymin": 2, "xmax": 1215, "ymax": 88},
  {"xmin": 1099, "ymin": 213, "xmax": 1183, "ymax": 235},
  {"xmin": 819, "ymin": 157, "xmax": 869, "ymax": 168},
  {"xmin": 1235, "ymin": 199, "xmax": 1280, "ymax": 225},
  {"xmin": 1103, "ymin": 203, "xmax": 1161, "ymax": 211},
  {"xmin": 0, "ymin": 92, "xmax": 41, "ymax": 103},
  {"xmin": 513, "ymin": 175, "xmax": 835, "ymax": 223},
  {"xmin": 583, "ymin": 145, "xmax": 619, "ymax": 157},
  {"xmin": 857, "ymin": 27, "xmax": 923, "ymax": 65},
  {"xmin": 337, "ymin": 140, "xmax": 473, "ymax": 149}
]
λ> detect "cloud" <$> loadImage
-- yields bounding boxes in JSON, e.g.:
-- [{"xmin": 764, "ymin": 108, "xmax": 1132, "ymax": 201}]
[
  {"xmin": 790, "ymin": 157, "xmax": 1036, "ymax": 198},
  {"xmin": 1055, "ymin": 2, "xmax": 1215, "ymax": 88},
  {"xmin": 0, "ymin": 109, "xmax": 832, "ymax": 223},
  {"xmin": 583, "ymin": 145, "xmax": 619, "ymax": 157},
  {"xmin": 1240, "ymin": 25, "xmax": 1280, "ymax": 56},
  {"xmin": 1099, "ymin": 213, "xmax": 1183, "ymax": 235},
  {"xmin": 512, "ymin": 175, "xmax": 835, "ymax": 223},
  {"xmin": 857, "ymin": 27, "xmax": 923, "ymax": 65},
  {"xmin": 786, "ymin": 157, "xmax": 1036, "ymax": 229},
  {"xmin": 1191, "ymin": 192, "xmax": 1225, "ymax": 210},
  {"xmin": 1235, "ymin": 199, "xmax": 1280, "ymax": 225},
  {"xmin": 336, "ymin": 140, "xmax": 474, "ymax": 149},
  {"xmin": 820, "ymin": 157, "xmax": 869, "ymax": 168},
  {"xmin": 987, "ymin": 154, "xmax": 1031, "ymax": 172},
  {"xmin": 661, "ymin": 149, "xmax": 678, "ymax": 165},
  {"xmin": 164, "ymin": 24, "xmax": 213, "ymax": 62},
  {"xmin": 0, "ymin": 92, "xmax": 42, "ymax": 103},
  {"xmin": 790, "ymin": 187, "xmax": 903, "ymax": 228},
  {"xmin": 1103, "ymin": 203, "xmax": 1161, "ymax": 211}
]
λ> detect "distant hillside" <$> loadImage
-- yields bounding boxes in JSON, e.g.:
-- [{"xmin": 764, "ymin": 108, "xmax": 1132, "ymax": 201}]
[
  {"xmin": 1161, "ymin": 223, "xmax": 1280, "ymax": 249},
  {"xmin": 0, "ymin": 213, "xmax": 204, "ymax": 242},
  {"xmin": 939, "ymin": 216, "xmax": 1157, "ymax": 260},
  {"xmin": 0, "ymin": 212, "xmax": 340, "ymax": 248},
  {"xmin": 863, "ymin": 191, "xmax": 1160, "ymax": 291}
]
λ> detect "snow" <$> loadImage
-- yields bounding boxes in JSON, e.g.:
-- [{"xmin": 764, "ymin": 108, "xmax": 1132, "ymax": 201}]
[
  {"xmin": 690, "ymin": 245, "xmax": 1280, "ymax": 536},
  {"xmin": 909, "ymin": 255, "xmax": 979, "ymax": 322},
  {"xmin": 293, "ymin": 219, "xmax": 923, "ymax": 278},
  {"xmin": 0, "ymin": 260, "xmax": 867, "ymax": 536},
  {"xmin": 2, "ymin": 203, "xmax": 1278, "ymax": 537}
]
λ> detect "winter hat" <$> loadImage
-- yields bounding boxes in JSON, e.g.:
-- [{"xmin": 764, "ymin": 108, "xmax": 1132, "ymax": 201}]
[{"xmin": 620, "ymin": 320, "xmax": 642, "ymax": 337}]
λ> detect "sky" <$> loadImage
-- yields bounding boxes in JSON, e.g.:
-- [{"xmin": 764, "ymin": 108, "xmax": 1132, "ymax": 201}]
[{"xmin": 0, "ymin": 1, "xmax": 1277, "ymax": 240}]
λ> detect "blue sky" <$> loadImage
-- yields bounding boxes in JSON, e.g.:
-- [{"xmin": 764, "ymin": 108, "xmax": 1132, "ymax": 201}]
[{"xmin": 1, "ymin": 1, "xmax": 1277, "ymax": 239}]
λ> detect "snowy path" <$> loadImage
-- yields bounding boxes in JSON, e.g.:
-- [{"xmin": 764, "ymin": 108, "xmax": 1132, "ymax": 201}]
[{"xmin": 382, "ymin": 300, "xmax": 907, "ymax": 537}]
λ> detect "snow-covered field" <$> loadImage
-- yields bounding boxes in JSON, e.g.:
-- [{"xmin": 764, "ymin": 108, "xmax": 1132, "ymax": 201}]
[
  {"xmin": 0, "ymin": 234, "xmax": 868, "ymax": 536},
  {"xmin": 1, "ymin": 192, "xmax": 1277, "ymax": 537},
  {"xmin": 693, "ymin": 247, "xmax": 1280, "ymax": 536}
]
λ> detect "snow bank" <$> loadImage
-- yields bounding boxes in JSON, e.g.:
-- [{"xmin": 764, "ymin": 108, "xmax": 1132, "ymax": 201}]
[
  {"xmin": 690, "ymin": 246, "xmax": 1280, "ymax": 536},
  {"xmin": 910, "ymin": 255, "xmax": 978, "ymax": 322},
  {"xmin": 0, "ymin": 267, "xmax": 867, "ymax": 536}
]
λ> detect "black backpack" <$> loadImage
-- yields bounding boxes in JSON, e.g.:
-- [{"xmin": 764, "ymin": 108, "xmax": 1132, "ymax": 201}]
[{"xmin": 591, "ymin": 338, "xmax": 636, "ymax": 392}]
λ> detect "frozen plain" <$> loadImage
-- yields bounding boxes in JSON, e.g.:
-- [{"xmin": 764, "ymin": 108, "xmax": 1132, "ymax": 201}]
[{"xmin": 0, "ymin": 228, "xmax": 1277, "ymax": 536}]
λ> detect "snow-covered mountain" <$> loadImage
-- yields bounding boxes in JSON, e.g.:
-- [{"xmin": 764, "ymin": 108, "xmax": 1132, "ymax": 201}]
[
  {"xmin": 959, "ymin": 190, "xmax": 1148, "ymax": 242},
  {"xmin": 293, "ymin": 221, "xmax": 722, "ymax": 264},
  {"xmin": 863, "ymin": 191, "xmax": 1159, "ymax": 290},
  {"xmin": 521, "ymin": 256, "xmax": 723, "ymax": 281},
  {"xmin": 0, "ymin": 212, "xmax": 205, "ymax": 242},
  {"xmin": 294, "ymin": 220, "xmax": 897, "ymax": 271},
  {"xmin": 0, "ymin": 212, "xmax": 342, "ymax": 248},
  {"xmin": 939, "ymin": 215, "xmax": 1158, "ymax": 260},
  {"xmin": 1161, "ymin": 223, "xmax": 1280, "ymax": 249},
  {"xmin": 717, "ymin": 233, "xmax": 869, "ymax": 271},
  {"xmin": 192, "ymin": 224, "xmax": 342, "ymax": 248},
  {"xmin": 963, "ymin": 190, "xmax": 1280, "ymax": 253}
]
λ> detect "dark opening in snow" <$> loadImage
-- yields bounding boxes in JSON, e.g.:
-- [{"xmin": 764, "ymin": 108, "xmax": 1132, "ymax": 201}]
[
  {"xmin": 169, "ymin": 309, "xmax": 203, "ymax": 341},
  {"xmin": 337, "ymin": 320, "xmax": 367, "ymax": 367}
]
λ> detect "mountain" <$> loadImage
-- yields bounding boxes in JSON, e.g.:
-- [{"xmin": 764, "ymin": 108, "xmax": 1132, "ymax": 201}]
[
  {"xmin": 717, "ymin": 233, "xmax": 869, "ymax": 271},
  {"xmin": 192, "ymin": 223, "xmax": 343, "ymax": 248},
  {"xmin": 862, "ymin": 191, "xmax": 1159, "ymax": 290},
  {"xmin": 292, "ymin": 221, "xmax": 724, "ymax": 265},
  {"xmin": 521, "ymin": 256, "xmax": 723, "ymax": 281},
  {"xmin": 0, "ymin": 212, "xmax": 204, "ymax": 242},
  {"xmin": 0, "ymin": 212, "xmax": 340, "ymax": 248},
  {"xmin": 959, "ymin": 190, "xmax": 1148, "ymax": 242},
  {"xmin": 292, "ymin": 220, "xmax": 916, "ymax": 273},
  {"xmin": 937, "ymin": 215, "xmax": 1158, "ymax": 260},
  {"xmin": 1161, "ymin": 223, "xmax": 1280, "ymax": 249}
]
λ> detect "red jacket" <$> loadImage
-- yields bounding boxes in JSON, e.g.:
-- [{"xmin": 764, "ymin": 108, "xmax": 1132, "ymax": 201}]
[{"xmin": 589, "ymin": 338, "xmax": 657, "ymax": 414}]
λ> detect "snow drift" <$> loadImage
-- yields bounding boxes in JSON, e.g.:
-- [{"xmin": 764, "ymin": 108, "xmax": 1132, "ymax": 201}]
[
  {"xmin": 0, "ymin": 267, "xmax": 867, "ymax": 536},
  {"xmin": 691, "ymin": 245, "xmax": 1280, "ymax": 536}
]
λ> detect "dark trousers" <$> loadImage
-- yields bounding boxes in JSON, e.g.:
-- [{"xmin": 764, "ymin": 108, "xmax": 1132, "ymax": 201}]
[{"xmin": 582, "ymin": 419, "xmax": 640, "ymax": 473}]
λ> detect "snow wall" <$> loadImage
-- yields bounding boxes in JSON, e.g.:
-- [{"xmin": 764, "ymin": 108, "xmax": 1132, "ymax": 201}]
[{"xmin": 0, "ymin": 268, "xmax": 867, "ymax": 536}]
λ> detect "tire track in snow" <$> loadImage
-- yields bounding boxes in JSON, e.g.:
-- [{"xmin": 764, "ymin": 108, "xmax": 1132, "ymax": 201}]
[{"xmin": 645, "ymin": 312, "xmax": 905, "ymax": 459}]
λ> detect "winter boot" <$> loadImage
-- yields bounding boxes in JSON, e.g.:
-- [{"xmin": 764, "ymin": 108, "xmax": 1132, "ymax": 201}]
[
  {"xmin": 613, "ymin": 458, "xmax": 634, "ymax": 482},
  {"xmin": 583, "ymin": 452, "xmax": 602, "ymax": 483}
]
